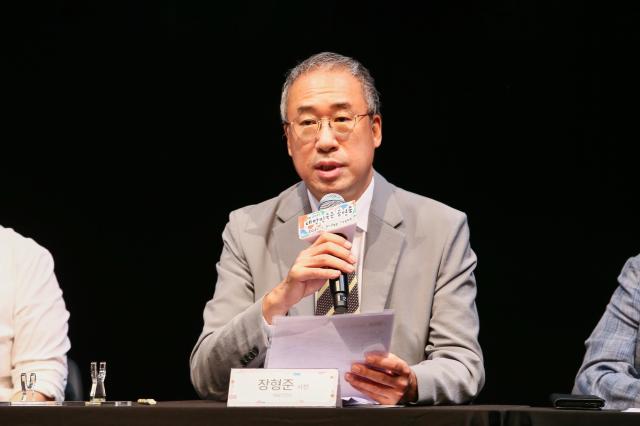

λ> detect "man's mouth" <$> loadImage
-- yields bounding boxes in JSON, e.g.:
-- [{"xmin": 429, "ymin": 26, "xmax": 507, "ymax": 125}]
[
  {"xmin": 315, "ymin": 161, "xmax": 342, "ymax": 171},
  {"xmin": 318, "ymin": 164, "xmax": 338, "ymax": 171},
  {"xmin": 314, "ymin": 161, "xmax": 344, "ymax": 180}
]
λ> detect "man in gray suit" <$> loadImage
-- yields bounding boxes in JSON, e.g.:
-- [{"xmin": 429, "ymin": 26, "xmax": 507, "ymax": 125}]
[{"xmin": 190, "ymin": 52, "xmax": 484, "ymax": 405}]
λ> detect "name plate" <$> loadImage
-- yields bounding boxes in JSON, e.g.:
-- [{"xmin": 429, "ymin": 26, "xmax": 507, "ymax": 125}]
[{"xmin": 227, "ymin": 368, "xmax": 339, "ymax": 407}]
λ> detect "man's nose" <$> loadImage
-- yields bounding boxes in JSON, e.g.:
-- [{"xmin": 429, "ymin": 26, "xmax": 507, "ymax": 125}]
[{"xmin": 315, "ymin": 119, "xmax": 339, "ymax": 152}]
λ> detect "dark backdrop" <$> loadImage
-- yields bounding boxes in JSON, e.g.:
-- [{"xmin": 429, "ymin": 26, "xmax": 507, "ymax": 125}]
[{"xmin": 3, "ymin": 1, "xmax": 639, "ymax": 405}]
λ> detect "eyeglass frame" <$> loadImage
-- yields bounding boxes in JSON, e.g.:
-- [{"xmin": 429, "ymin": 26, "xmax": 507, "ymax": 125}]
[{"xmin": 283, "ymin": 111, "xmax": 374, "ymax": 144}]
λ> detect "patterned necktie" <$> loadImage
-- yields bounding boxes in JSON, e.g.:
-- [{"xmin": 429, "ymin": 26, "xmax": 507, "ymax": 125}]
[{"xmin": 315, "ymin": 272, "xmax": 359, "ymax": 315}]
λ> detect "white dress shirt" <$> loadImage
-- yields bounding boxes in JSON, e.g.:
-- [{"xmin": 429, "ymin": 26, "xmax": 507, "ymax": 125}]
[{"xmin": 0, "ymin": 226, "xmax": 70, "ymax": 401}]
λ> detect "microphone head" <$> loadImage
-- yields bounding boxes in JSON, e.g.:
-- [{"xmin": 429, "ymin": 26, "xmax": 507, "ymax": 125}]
[{"xmin": 319, "ymin": 193, "xmax": 345, "ymax": 210}]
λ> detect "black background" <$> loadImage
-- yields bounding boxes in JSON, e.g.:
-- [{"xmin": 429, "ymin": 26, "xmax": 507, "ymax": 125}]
[{"xmin": 3, "ymin": 1, "xmax": 639, "ymax": 405}]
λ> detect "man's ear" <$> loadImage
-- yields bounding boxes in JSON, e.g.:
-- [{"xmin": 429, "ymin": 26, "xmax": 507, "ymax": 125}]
[{"xmin": 371, "ymin": 114, "xmax": 382, "ymax": 148}]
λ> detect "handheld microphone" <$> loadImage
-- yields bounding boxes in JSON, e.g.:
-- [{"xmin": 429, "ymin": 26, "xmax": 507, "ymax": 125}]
[{"xmin": 318, "ymin": 193, "xmax": 351, "ymax": 314}]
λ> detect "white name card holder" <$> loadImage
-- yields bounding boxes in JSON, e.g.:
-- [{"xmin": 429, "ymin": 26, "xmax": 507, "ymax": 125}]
[
  {"xmin": 9, "ymin": 401, "xmax": 63, "ymax": 406},
  {"xmin": 227, "ymin": 368, "xmax": 340, "ymax": 407}
]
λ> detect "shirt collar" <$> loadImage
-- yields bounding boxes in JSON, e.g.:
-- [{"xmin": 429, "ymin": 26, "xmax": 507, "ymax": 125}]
[{"xmin": 307, "ymin": 177, "xmax": 375, "ymax": 232}]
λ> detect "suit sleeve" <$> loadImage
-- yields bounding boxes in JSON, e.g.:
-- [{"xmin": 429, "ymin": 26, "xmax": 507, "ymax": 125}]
[
  {"xmin": 190, "ymin": 210, "xmax": 270, "ymax": 400},
  {"xmin": 572, "ymin": 256, "xmax": 640, "ymax": 409},
  {"xmin": 412, "ymin": 213, "xmax": 485, "ymax": 404}
]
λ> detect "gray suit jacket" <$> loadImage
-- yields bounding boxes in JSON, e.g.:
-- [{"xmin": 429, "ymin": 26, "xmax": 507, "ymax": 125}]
[{"xmin": 190, "ymin": 172, "xmax": 484, "ymax": 404}]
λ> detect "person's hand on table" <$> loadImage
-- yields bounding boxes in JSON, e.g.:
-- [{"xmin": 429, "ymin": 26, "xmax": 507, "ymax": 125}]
[
  {"xmin": 10, "ymin": 391, "xmax": 51, "ymax": 402},
  {"xmin": 345, "ymin": 352, "xmax": 418, "ymax": 405}
]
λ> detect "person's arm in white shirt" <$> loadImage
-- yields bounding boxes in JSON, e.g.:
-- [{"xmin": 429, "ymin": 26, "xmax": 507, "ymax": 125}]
[{"xmin": 10, "ymin": 237, "xmax": 70, "ymax": 401}]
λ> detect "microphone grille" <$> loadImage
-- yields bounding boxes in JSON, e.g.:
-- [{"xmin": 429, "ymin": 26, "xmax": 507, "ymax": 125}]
[{"xmin": 319, "ymin": 193, "xmax": 345, "ymax": 210}]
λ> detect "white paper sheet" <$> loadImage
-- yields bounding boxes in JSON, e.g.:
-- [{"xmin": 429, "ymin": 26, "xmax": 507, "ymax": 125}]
[{"xmin": 264, "ymin": 310, "xmax": 394, "ymax": 403}]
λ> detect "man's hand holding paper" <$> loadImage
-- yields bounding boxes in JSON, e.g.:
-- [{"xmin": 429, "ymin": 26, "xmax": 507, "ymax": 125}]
[{"xmin": 346, "ymin": 352, "xmax": 418, "ymax": 405}]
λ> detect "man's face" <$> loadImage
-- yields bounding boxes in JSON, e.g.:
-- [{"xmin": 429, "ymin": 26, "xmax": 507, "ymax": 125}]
[{"xmin": 285, "ymin": 68, "xmax": 382, "ymax": 202}]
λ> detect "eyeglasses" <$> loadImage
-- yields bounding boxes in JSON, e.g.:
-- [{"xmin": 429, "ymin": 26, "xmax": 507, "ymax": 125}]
[{"xmin": 284, "ymin": 112, "xmax": 372, "ymax": 144}]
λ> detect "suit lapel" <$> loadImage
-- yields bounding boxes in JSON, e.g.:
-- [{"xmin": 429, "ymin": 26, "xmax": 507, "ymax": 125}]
[
  {"xmin": 361, "ymin": 172, "xmax": 405, "ymax": 313},
  {"xmin": 273, "ymin": 183, "xmax": 314, "ymax": 316}
]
